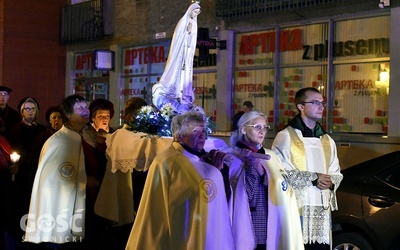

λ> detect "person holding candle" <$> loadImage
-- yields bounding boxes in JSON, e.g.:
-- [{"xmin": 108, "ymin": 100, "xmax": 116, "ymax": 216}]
[
  {"xmin": 5, "ymin": 97, "xmax": 46, "ymax": 249},
  {"xmin": 0, "ymin": 134, "xmax": 15, "ymax": 250}
]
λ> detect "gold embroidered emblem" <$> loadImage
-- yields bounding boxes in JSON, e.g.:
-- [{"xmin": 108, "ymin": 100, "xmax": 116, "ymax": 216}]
[
  {"xmin": 58, "ymin": 162, "xmax": 78, "ymax": 181},
  {"xmin": 200, "ymin": 178, "xmax": 217, "ymax": 203}
]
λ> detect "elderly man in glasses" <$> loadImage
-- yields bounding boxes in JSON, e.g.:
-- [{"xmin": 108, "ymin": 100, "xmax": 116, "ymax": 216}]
[{"xmin": 272, "ymin": 87, "xmax": 343, "ymax": 250}]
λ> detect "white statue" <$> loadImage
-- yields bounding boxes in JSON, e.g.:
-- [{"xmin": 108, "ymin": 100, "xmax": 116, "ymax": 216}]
[{"xmin": 152, "ymin": 2, "xmax": 201, "ymax": 113}]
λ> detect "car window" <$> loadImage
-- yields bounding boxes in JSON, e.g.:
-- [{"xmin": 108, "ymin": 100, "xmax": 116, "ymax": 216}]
[{"xmin": 376, "ymin": 164, "xmax": 400, "ymax": 189}]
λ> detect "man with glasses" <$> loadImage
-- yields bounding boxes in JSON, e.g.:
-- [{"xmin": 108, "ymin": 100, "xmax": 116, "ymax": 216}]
[
  {"xmin": 0, "ymin": 86, "xmax": 21, "ymax": 139},
  {"xmin": 272, "ymin": 87, "xmax": 343, "ymax": 250}
]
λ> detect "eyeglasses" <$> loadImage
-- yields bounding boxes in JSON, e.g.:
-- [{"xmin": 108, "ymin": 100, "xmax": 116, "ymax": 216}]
[
  {"xmin": 0, "ymin": 93, "xmax": 8, "ymax": 97},
  {"xmin": 246, "ymin": 123, "xmax": 270, "ymax": 131},
  {"xmin": 301, "ymin": 101, "xmax": 327, "ymax": 107},
  {"xmin": 23, "ymin": 107, "xmax": 37, "ymax": 112}
]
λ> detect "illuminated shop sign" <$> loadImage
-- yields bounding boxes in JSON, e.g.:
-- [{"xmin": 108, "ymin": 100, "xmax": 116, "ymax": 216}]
[
  {"xmin": 75, "ymin": 53, "xmax": 92, "ymax": 70},
  {"xmin": 124, "ymin": 46, "xmax": 166, "ymax": 66},
  {"xmin": 238, "ymin": 29, "xmax": 389, "ymax": 60},
  {"xmin": 239, "ymin": 29, "xmax": 302, "ymax": 54},
  {"xmin": 308, "ymin": 38, "xmax": 389, "ymax": 60}
]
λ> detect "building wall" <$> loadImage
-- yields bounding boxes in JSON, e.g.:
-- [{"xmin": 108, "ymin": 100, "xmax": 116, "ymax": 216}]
[
  {"xmin": 65, "ymin": 0, "xmax": 400, "ymax": 167},
  {"xmin": 0, "ymin": 0, "xmax": 67, "ymax": 124}
]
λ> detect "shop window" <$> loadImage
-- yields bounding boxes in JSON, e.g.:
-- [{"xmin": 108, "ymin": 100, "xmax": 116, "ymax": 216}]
[
  {"xmin": 193, "ymin": 73, "xmax": 218, "ymax": 121},
  {"xmin": 121, "ymin": 43, "xmax": 170, "ymax": 125},
  {"xmin": 333, "ymin": 15, "xmax": 390, "ymax": 134},
  {"xmin": 280, "ymin": 22, "xmax": 329, "ymax": 64},
  {"xmin": 278, "ymin": 66, "xmax": 328, "ymax": 130},
  {"xmin": 235, "ymin": 28, "xmax": 276, "ymax": 68},
  {"xmin": 333, "ymin": 62, "xmax": 389, "ymax": 133},
  {"xmin": 233, "ymin": 69, "xmax": 275, "ymax": 126},
  {"xmin": 334, "ymin": 16, "xmax": 390, "ymax": 62},
  {"xmin": 121, "ymin": 40, "xmax": 219, "ymax": 126},
  {"xmin": 73, "ymin": 51, "xmax": 110, "ymax": 103}
]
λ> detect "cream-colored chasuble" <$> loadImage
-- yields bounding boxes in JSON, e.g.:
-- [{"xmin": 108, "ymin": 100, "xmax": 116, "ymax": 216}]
[
  {"xmin": 25, "ymin": 126, "xmax": 87, "ymax": 244},
  {"xmin": 229, "ymin": 148, "xmax": 304, "ymax": 250},
  {"xmin": 125, "ymin": 142, "xmax": 234, "ymax": 250}
]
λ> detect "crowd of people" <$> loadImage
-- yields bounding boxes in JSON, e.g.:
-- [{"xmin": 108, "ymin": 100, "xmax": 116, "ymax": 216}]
[{"xmin": 0, "ymin": 86, "xmax": 342, "ymax": 250}]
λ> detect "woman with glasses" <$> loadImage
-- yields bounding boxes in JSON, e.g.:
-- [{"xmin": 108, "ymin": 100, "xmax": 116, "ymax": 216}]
[
  {"xmin": 5, "ymin": 97, "xmax": 46, "ymax": 248},
  {"xmin": 229, "ymin": 111, "xmax": 303, "ymax": 250}
]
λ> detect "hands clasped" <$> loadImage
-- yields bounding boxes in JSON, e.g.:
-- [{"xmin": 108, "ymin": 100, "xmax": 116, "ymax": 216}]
[{"xmin": 316, "ymin": 173, "xmax": 332, "ymax": 190}]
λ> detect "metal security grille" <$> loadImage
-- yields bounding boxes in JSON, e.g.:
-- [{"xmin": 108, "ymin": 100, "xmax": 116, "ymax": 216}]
[
  {"xmin": 215, "ymin": 0, "xmax": 340, "ymax": 19},
  {"xmin": 61, "ymin": 0, "xmax": 104, "ymax": 45}
]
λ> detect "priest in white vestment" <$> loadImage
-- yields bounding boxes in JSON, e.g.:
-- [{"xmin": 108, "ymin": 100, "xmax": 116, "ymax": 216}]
[{"xmin": 272, "ymin": 88, "xmax": 343, "ymax": 249}]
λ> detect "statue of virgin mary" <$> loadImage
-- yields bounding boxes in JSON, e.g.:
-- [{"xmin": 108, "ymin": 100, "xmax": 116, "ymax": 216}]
[{"xmin": 152, "ymin": 2, "xmax": 201, "ymax": 113}]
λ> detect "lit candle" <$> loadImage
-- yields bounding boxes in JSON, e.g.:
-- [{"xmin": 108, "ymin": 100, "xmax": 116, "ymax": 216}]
[
  {"xmin": 10, "ymin": 152, "xmax": 20, "ymax": 163},
  {"xmin": 10, "ymin": 152, "xmax": 20, "ymax": 182}
]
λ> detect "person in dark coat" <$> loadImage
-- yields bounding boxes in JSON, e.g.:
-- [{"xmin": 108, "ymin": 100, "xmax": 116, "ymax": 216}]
[
  {"xmin": 5, "ymin": 97, "xmax": 46, "ymax": 249},
  {"xmin": 0, "ymin": 134, "xmax": 15, "ymax": 250},
  {"xmin": 81, "ymin": 98, "xmax": 115, "ymax": 249},
  {"xmin": 0, "ymin": 86, "xmax": 22, "ymax": 140},
  {"xmin": 232, "ymin": 101, "xmax": 254, "ymax": 131}
]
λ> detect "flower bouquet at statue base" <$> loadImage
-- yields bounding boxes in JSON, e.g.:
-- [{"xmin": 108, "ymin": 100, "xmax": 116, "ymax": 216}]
[{"xmin": 126, "ymin": 103, "xmax": 215, "ymax": 137}]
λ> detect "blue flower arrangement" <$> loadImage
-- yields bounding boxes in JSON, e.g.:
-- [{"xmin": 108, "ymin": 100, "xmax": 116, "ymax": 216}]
[{"xmin": 127, "ymin": 103, "xmax": 214, "ymax": 137}]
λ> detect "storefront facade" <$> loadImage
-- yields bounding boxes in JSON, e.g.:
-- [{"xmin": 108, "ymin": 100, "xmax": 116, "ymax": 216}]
[{"xmin": 65, "ymin": 4, "xmax": 400, "ymax": 168}]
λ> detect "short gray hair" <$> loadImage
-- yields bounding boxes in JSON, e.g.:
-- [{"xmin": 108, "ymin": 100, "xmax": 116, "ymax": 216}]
[{"xmin": 171, "ymin": 111, "xmax": 206, "ymax": 141}]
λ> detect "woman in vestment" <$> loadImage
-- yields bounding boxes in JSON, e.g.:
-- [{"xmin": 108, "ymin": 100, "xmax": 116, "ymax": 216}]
[
  {"xmin": 126, "ymin": 111, "xmax": 234, "ymax": 250},
  {"xmin": 229, "ymin": 111, "xmax": 304, "ymax": 250},
  {"xmin": 25, "ymin": 95, "xmax": 90, "ymax": 248}
]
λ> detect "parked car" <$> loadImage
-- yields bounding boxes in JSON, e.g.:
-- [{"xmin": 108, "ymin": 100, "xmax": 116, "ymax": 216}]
[{"xmin": 332, "ymin": 150, "xmax": 400, "ymax": 250}]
